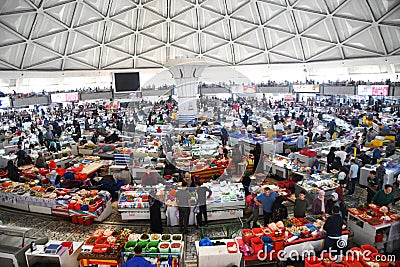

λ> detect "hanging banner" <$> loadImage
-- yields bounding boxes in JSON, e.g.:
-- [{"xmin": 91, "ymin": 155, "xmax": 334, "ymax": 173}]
[
  {"xmin": 0, "ymin": 97, "xmax": 11, "ymax": 108},
  {"xmin": 292, "ymin": 84, "xmax": 320, "ymax": 93},
  {"xmin": 284, "ymin": 94, "xmax": 295, "ymax": 102},
  {"xmin": 357, "ymin": 85, "xmax": 388, "ymax": 96},
  {"xmin": 231, "ymin": 85, "xmax": 257, "ymax": 94},
  {"xmin": 51, "ymin": 92, "xmax": 80, "ymax": 102}
]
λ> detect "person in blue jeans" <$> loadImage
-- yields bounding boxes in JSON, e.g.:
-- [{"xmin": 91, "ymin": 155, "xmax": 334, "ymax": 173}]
[
  {"xmin": 122, "ymin": 246, "xmax": 156, "ymax": 267},
  {"xmin": 253, "ymin": 187, "xmax": 277, "ymax": 226}
]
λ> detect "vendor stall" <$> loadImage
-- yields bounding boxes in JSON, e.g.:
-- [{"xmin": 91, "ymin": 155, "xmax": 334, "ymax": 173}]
[
  {"xmin": 347, "ymin": 204, "xmax": 400, "ymax": 253},
  {"xmin": 25, "ymin": 240, "xmax": 82, "ymax": 267},
  {"xmin": 195, "ymin": 239, "xmax": 242, "ymax": 267},
  {"xmin": 79, "ymin": 229, "xmax": 185, "ymax": 267},
  {"xmin": 294, "ymin": 173, "xmax": 338, "ymax": 208}
]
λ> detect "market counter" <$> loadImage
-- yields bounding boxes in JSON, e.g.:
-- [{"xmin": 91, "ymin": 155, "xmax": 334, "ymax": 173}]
[
  {"xmin": 195, "ymin": 239, "xmax": 242, "ymax": 267},
  {"xmin": 25, "ymin": 240, "xmax": 83, "ymax": 267}
]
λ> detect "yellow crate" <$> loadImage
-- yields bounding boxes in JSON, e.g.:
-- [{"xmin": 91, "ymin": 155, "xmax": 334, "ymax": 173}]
[{"xmin": 385, "ymin": 136, "xmax": 396, "ymax": 141}]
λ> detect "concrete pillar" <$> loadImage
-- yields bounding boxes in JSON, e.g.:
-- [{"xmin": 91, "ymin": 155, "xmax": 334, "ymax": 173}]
[{"xmin": 166, "ymin": 59, "xmax": 208, "ymax": 126}]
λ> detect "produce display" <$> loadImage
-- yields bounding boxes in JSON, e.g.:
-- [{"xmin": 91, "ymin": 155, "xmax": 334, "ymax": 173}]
[
  {"xmin": 118, "ymin": 187, "xmax": 165, "ymax": 209},
  {"xmin": 349, "ymin": 203, "xmax": 399, "ymax": 225},
  {"xmin": 299, "ymin": 175, "xmax": 338, "ymax": 193},
  {"xmin": 206, "ymin": 184, "xmax": 245, "ymax": 204}
]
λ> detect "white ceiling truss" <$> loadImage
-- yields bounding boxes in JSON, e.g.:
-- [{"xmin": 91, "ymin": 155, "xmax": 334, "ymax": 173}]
[{"xmin": 0, "ymin": 0, "xmax": 400, "ymax": 70}]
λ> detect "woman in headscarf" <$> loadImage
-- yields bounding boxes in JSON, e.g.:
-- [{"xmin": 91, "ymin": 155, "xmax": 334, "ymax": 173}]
[
  {"xmin": 7, "ymin": 160, "xmax": 20, "ymax": 182},
  {"xmin": 312, "ymin": 190, "xmax": 327, "ymax": 215},
  {"xmin": 149, "ymin": 188, "xmax": 163, "ymax": 233},
  {"xmin": 326, "ymin": 147, "xmax": 336, "ymax": 172}
]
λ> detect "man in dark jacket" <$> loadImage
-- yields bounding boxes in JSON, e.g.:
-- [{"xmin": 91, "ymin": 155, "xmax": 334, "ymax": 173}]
[{"xmin": 323, "ymin": 205, "xmax": 344, "ymax": 251}]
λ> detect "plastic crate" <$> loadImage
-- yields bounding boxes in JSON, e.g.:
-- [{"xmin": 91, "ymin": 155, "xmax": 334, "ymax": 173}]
[{"xmin": 305, "ymin": 256, "xmax": 322, "ymax": 267}]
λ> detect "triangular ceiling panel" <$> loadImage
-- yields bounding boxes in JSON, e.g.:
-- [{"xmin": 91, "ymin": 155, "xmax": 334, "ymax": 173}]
[
  {"xmin": 201, "ymin": 0, "xmax": 226, "ymax": 15},
  {"xmin": 0, "ymin": 0, "xmax": 35, "ymax": 14},
  {"xmin": 34, "ymin": 31, "xmax": 68, "ymax": 54},
  {"xmin": 139, "ymin": 9, "xmax": 165, "ymax": 29},
  {"xmin": 23, "ymin": 44, "xmax": 60, "ymax": 68},
  {"xmin": 344, "ymin": 27, "xmax": 386, "ymax": 54},
  {"xmin": 381, "ymin": 5, "xmax": 400, "ymax": 26},
  {"xmin": 332, "ymin": 17, "xmax": 370, "ymax": 42},
  {"xmin": 198, "ymin": 8, "xmax": 224, "ymax": 29},
  {"xmin": 70, "ymin": 47, "xmax": 100, "ymax": 67},
  {"xmin": 226, "ymin": 0, "xmax": 249, "ymax": 14},
  {"xmin": 141, "ymin": 47, "xmax": 167, "ymax": 65},
  {"xmin": 342, "ymin": 46, "xmax": 377, "ymax": 58},
  {"xmin": 45, "ymin": 2, "xmax": 76, "ymax": 27},
  {"xmin": 172, "ymin": 33, "xmax": 200, "ymax": 53},
  {"xmin": 0, "ymin": 13, "xmax": 35, "ymax": 38},
  {"xmin": 264, "ymin": 28, "xmax": 294, "ymax": 49},
  {"xmin": 0, "ymin": 25, "xmax": 24, "ymax": 46},
  {"xmin": 136, "ymin": 35, "xmax": 164, "ymax": 54},
  {"xmin": 107, "ymin": 35, "xmax": 135, "ymax": 54},
  {"xmin": 231, "ymin": 3, "xmax": 258, "ymax": 24},
  {"xmin": 202, "ymin": 55, "xmax": 231, "ymax": 66},
  {"xmin": 104, "ymin": 58, "xmax": 133, "ymax": 69},
  {"xmin": 301, "ymin": 38, "xmax": 335, "ymax": 59},
  {"xmin": 29, "ymin": 58, "xmax": 63, "ymax": 70},
  {"xmin": 265, "ymin": 0, "xmax": 287, "ymax": 6},
  {"xmin": 76, "ymin": 21, "xmax": 105, "ymax": 42},
  {"xmin": 32, "ymin": 14, "xmax": 67, "ymax": 39},
  {"xmin": 141, "ymin": 22, "xmax": 168, "ymax": 42},
  {"xmin": 324, "ymin": 0, "xmax": 346, "ymax": 13},
  {"xmin": 170, "ymin": 22, "xmax": 196, "ymax": 42},
  {"xmin": 302, "ymin": 19, "xmax": 337, "ymax": 43},
  {"xmin": 204, "ymin": 43, "xmax": 233, "ymax": 64},
  {"xmin": 265, "ymin": 11, "xmax": 296, "ymax": 34},
  {"xmin": 100, "ymin": 46, "xmax": 130, "ymax": 67},
  {"xmin": 309, "ymin": 47, "xmax": 342, "ymax": 61},
  {"xmin": 0, "ymin": 0, "xmax": 398, "ymax": 70},
  {"xmin": 379, "ymin": 25, "xmax": 400, "ymax": 53},
  {"xmin": 293, "ymin": 10, "xmax": 325, "ymax": 33},
  {"xmin": 83, "ymin": 0, "xmax": 110, "ymax": 16},
  {"xmin": 228, "ymin": 19, "xmax": 257, "ymax": 39},
  {"xmin": 104, "ymin": 21, "xmax": 132, "ymax": 43},
  {"xmin": 30, "ymin": 0, "xmax": 42, "ymax": 8},
  {"xmin": 63, "ymin": 58, "xmax": 94, "ymax": 69},
  {"xmin": 135, "ymin": 58, "xmax": 162, "ymax": 68},
  {"xmin": 144, "ymin": 0, "xmax": 168, "ymax": 18},
  {"xmin": 257, "ymin": 2, "xmax": 286, "ymax": 24},
  {"xmin": 0, "ymin": 43, "xmax": 25, "ymax": 67},
  {"xmin": 270, "ymin": 38, "xmax": 303, "ymax": 60},
  {"xmin": 233, "ymin": 44, "xmax": 262, "ymax": 63},
  {"xmin": 169, "ymin": 46, "xmax": 198, "ymax": 59},
  {"xmin": 366, "ymin": 0, "xmax": 400, "ymax": 21},
  {"xmin": 235, "ymin": 29, "xmax": 265, "ymax": 50},
  {"xmin": 66, "ymin": 31, "xmax": 99, "ymax": 54},
  {"xmin": 239, "ymin": 52, "xmax": 268, "ymax": 65},
  {"xmin": 293, "ymin": 0, "xmax": 326, "ymax": 14},
  {"xmin": 173, "ymin": 8, "xmax": 198, "ymax": 29},
  {"xmin": 203, "ymin": 20, "xmax": 230, "ymax": 40},
  {"xmin": 43, "ymin": 0, "xmax": 75, "ymax": 9},
  {"xmin": 200, "ymin": 33, "xmax": 228, "ymax": 52},
  {"xmin": 73, "ymin": 2, "xmax": 104, "ymax": 27},
  {"xmin": 269, "ymin": 52, "xmax": 300, "ymax": 63},
  {"xmin": 112, "ymin": 9, "xmax": 139, "ymax": 29},
  {"xmin": 170, "ymin": 0, "xmax": 194, "ymax": 18},
  {"xmin": 335, "ymin": 0, "xmax": 373, "ymax": 22},
  {"xmin": 109, "ymin": 0, "xmax": 136, "ymax": 16},
  {"xmin": 0, "ymin": 61, "xmax": 15, "ymax": 69}
]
